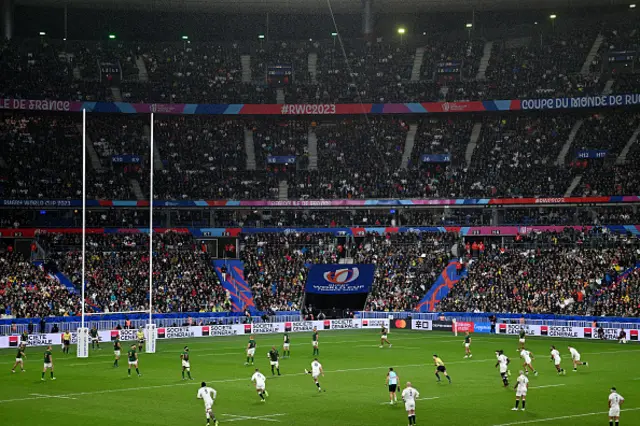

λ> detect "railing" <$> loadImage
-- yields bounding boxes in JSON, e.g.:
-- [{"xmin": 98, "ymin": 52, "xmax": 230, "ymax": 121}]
[
  {"xmin": 357, "ymin": 311, "xmax": 640, "ymax": 329},
  {"xmin": 0, "ymin": 312, "xmax": 301, "ymax": 335}
]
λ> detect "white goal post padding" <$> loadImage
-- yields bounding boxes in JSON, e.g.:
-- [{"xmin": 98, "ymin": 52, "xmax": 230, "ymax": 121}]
[
  {"xmin": 145, "ymin": 324, "xmax": 157, "ymax": 354},
  {"xmin": 76, "ymin": 327, "xmax": 89, "ymax": 358}
]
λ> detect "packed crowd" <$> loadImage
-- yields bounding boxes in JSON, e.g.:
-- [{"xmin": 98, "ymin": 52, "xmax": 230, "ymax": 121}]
[
  {"xmin": 41, "ymin": 232, "xmax": 231, "ymax": 314},
  {"xmin": 439, "ymin": 229, "xmax": 640, "ymax": 316}
]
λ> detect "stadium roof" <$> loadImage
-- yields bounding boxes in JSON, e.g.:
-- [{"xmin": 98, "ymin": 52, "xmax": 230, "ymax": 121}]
[{"xmin": 15, "ymin": 0, "xmax": 625, "ymax": 13}]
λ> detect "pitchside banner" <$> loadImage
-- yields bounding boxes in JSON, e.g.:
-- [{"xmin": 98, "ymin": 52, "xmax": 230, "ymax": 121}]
[{"xmin": 305, "ymin": 265, "xmax": 375, "ymax": 294}]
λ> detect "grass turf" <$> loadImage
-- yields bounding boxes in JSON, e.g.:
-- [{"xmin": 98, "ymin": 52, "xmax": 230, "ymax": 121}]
[{"xmin": 0, "ymin": 330, "xmax": 639, "ymax": 426}]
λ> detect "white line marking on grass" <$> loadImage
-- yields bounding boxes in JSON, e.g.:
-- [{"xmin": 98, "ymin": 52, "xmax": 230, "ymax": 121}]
[
  {"xmin": 530, "ymin": 384, "xmax": 565, "ymax": 389},
  {"xmin": 491, "ymin": 407, "xmax": 640, "ymax": 425},
  {"xmin": 221, "ymin": 413, "xmax": 286, "ymax": 423},
  {"xmin": 30, "ymin": 393, "xmax": 77, "ymax": 400}
]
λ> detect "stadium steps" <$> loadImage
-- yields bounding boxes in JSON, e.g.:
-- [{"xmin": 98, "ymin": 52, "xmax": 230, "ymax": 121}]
[
  {"xmin": 211, "ymin": 260, "xmax": 256, "ymax": 313},
  {"xmin": 617, "ymin": 122, "xmax": 640, "ymax": 165},
  {"xmin": 77, "ymin": 124, "xmax": 103, "ymax": 171},
  {"xmin": 308, "ymin": 128, "xmax": 318, "ymax": 170},
  {"xmin": 564, "ymin": 175, "xmax": 582, "ymax": 197},
  {"xmin": 555, "ymin": 119, "xmax": 584, "ymax": 166},
  {"xmin": 244, "ymin": 128, "xmax": 257, "ymax": 170},
  {"xmin": 241, "ymin": 55, "xmax": 252, "ymax": 83},
  {"xmin": 308, "ymin": 53, "xmax": 318, "ymax": 84},
  {"xmin": 144, "ymin": 125, "xmax": 164, "ymax": 171},
  {"xmin": 400, "ymin": 124, "xmax": 418, "ymax": 169},
  {"xmin": 276, "ymin": 88, "xmax": 285, "ymax": 104},
  {"xmin": 129, "ymin": 179, "xmax": 145, "ymax": 200},
  {"xmin": 110, "ymin": 87, "xmax": 123, "ymax": 102},
  {"xmin": 602, "ymin": 79, "xmax": 615, "ymax": 96},
  {"xmin": 135, "ymin": 56, "xmax": 149, "ymax": 82},
  {"xmin": 410, "ymin": 47, "xmax": 425, "ymax": 82},
  {"xmin": 465, "ymin": 122, "xmax": 482, "ymax": 167},
  {"xmin": 476, "ymin": 41, "xmax": 493, "ymax": 81},
  {"xmin": 278, "ymin": 180, "xmax": 289, "ymax": 200},
  {"xmin": 581, "ymin": 33, "xmax": 604, "ymax": 76}
]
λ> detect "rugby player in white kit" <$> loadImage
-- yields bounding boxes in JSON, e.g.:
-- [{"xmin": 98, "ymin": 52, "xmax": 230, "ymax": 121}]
[
  {"xmin": 608, "ymin": 387, "xmax": 624, "ymax": 426},
  {"xmin": 567, "ymin": 345, "xmax": 588, "ymax": 372},
  {"xmin": 401, "ymin": 382, "xmax": 419, "ymax": 426},
  {"xmin": 550, "ymin": 345, "xmax": 566, "ymax": 375},
  {"xmin": 511, "ymin": 371, "xmax": 529, "ymax": 411},
  {"xmin": 305, "ymin": 358, "xmax": 325, "ymax": 392},
  {"xmin": 196, "ymin": 382, "xmax": 218, "ymax": 426},
  {"xmin": 519, "ymin": 348, "xmax": 538, "ymax": 376},
  {"xmin": 251, "ymin": 368, "xmax": 268, "ymax": 402}
]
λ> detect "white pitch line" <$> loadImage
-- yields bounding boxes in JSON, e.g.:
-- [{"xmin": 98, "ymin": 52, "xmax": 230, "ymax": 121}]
[
  {"xmin": 30, "ymin": 393, "xmax": 77, "ymax": 400},
  {"xmin": 492, "ymin": 407, "xmax": 640, "ymax": 425},
  {"xmin": 221, "ymin": 413, "xmax": 286, "ymax": 423},
  {"xmin": 530, "ymin": 384, "xmax": 566, "ymax": 389},
  {"xmin": 1, "ymin": 348, "xmax": 638, "ymax": 405}
]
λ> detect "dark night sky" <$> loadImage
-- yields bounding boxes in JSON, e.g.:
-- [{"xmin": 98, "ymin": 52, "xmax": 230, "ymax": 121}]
[{"xmin": 12, "ymin": 4, "xmax": 635, "ymax": 42}]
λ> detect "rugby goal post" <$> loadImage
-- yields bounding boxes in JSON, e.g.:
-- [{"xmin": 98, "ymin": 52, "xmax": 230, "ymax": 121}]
[
  {"xmin": 76, "ymin": 327, "xmax": 89, "ymax": 358},
  {"xmin": 452, "ymin": 318, "xmax": 458, "ymax": 337},
  {"xmin": 77, "ymin": 109, "xmax": 90, "ymax": 359}
]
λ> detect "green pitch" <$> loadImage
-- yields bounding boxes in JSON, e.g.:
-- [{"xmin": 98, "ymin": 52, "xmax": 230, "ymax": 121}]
[{"xmin": 1, "ymin": 330, "xmax": 639, "ymax": 426}]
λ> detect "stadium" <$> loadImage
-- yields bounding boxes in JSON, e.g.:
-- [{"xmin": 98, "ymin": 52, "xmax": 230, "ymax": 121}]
[{"xmin": 0, "ymin": 0, "xmax": 639, "ymax": 424}]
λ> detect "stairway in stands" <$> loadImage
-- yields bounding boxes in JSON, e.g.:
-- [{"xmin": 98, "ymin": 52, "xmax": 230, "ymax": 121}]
[{"xmin": 212, "ymin": 260, "xmax": 256, "ymax": 313}]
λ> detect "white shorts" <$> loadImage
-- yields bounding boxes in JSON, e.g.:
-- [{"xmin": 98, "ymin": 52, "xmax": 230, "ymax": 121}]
[
  {"xmin": 381, "ymin": 335, "xmax": 388, "ymax": 339},
  {"xmin": 572, "ymin": 355, "xmax": 581, "ymax": 361},
  {"xmin": 92, "ymin": 338, "xmax": 99, "ymax": 342},
  {"xmin": 516, "ymin": 389, "xmax": 528, "ymax": 397},
  {"xmin": 554, "ymin": 358, "xmax": 561, "ymax": 366},
  {"xmin": 247, "ymin": 348, "xmax": 255, "ymax": 356},
  {"xmin": 15, "ymin": 358, "xmax": 23, "ymax": 363},
  {"xmin": 114, "ymin": 350, "xmax": 121, "ymax": 357},
  {"xmin": 405, "ymin": 401, "xmax": 416, "ymax": 411},
  {"xmin": 255, "ymin": 383, "xmax": 265, "ymax": 391},
  {"xmin": 609, "ymin": 408, "xmax": 620, "ymax": 417},
  {"xmin": 128, "ymin": 361, "xmax": 138, "ymax": 367},
  {"xmin": 312, "ymin": 373, "xmax": 320, "ymax": 380},
  {"xmin": 519, "ymin": 338, "xmax": 525, "ymax": 344},
  {"xmin": 283, "ymin": 343, "xmax": 290, "ymax": 350},
  {"xmin": 44, "ymin": 363, "xmax": 52, "ymax": 369},
  {"xmin": 500, "ymin": 368, "xmax": 508, "ymax": 374},
  {"xmin": 182, "ymin": 360, "xmax": 190, "ymax": 368},
  {"xmin": 270, "ymin": 361, "xmax": 279, "ymax": 368},
  {"xmin": 465, "ymin": 343, "xmax": 470, "ymax": 348},
  {"xmin": 312, "ymin": 341, "xmax": 318, "ymax": 347},
  {"xmin": 204, "ymin": 402, "xmax": 213, "ymax": 413},
  {"xmin": 523, "ymin": 357, "xmax": 532, "ymax": 365}
]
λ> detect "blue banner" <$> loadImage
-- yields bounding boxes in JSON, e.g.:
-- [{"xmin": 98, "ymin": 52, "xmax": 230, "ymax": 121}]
[
  {"xmin": 305, "ymin": 264, "xmax": 375, "ymax": 294},
  {"xmin": 267, "ymin": 156, "xmax": 296, "ymax": 164},
  {"xmin": 421, "ymin": 154, "xmax": 451, "ymax": 163},
  {"xmin": 112, "ymin": 155, "xmax": 141, "ymax": 164},
  {"xmin": 576, "ymin": 150, "xmax": 608, "ymax": 159}
]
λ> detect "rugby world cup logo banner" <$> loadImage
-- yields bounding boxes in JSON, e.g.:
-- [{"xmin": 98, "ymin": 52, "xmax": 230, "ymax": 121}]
[{"xmin": 305, "ymin": 264, "xmax": 375, "ymax": 294}]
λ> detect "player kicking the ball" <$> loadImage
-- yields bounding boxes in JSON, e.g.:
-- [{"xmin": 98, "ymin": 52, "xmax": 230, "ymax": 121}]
[
  {"xmin": 380, "ymin": 325, "xmax": 392, "ymax": 348},
  {"xmin": 251, "ymin": 368, "xmax": 268, "ymax": 402},
  {"xmin": 568, "ymin": 346, "xmax": 588, "ymax": 371},
  {"xmin": 520, "ymin": 348, "xmax": 538, "ymax": 376},
  {"xmin": 197, "ymin": 382, "xmax": 219, "ymax": 426},
  {"xmin": 512, "ymin": 370, "xmax": 529, "ymax": 411},
  {"xmin": 433, "ymin": 354, "xmax": 452, "ymax": 384},
  {"xmin": 305, "ymin": 358, "xmax": 325, "ymax": 392},
  {"xmin": 181, "ymin": 346, "xmax": 193, "ymax": 380},
  {"xmin": 401, "ymin": 382, "xmax": 419, "ymax": 426},
  {"xmin": 550, "ymin": 346, "xmax": 566, "ymax": 375},
  {"xmin": 463, "ymin": 332, "xmax": 472, "ymax": 358}
]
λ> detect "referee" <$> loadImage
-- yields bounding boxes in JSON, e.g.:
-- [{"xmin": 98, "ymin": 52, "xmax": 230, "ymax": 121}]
[
  {"xmin": 386, "ymin": 368, "xmax": 399, "ymax": 405},
  {"xmin": 433, "ymin": 354, "xmax": 452, "ymax": 384}
]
